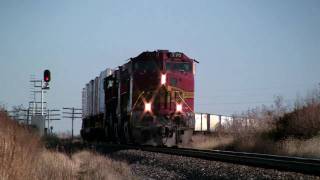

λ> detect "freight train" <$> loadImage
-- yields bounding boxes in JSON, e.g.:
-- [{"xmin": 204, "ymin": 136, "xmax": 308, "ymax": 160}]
[{"xmin": 81, "ymin": 50, "xmax": 197, "ymax": 146}]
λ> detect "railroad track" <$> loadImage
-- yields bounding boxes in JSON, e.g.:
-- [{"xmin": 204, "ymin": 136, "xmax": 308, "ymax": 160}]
[
  {"xmin": 92, "ymin": 143, "xmax": 320, "ymax": 176},
  {"xmin": 140, "ymin": 146, "xmax": 320, "ymax": 176}
]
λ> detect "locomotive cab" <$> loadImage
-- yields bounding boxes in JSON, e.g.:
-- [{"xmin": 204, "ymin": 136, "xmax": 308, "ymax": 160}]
[{"xmin": 129, "ymin": 51, "xmax": 195, "ymax": 146}]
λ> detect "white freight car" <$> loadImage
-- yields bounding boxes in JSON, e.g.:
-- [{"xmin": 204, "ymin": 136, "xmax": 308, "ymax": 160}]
[
  {"xmin": 88, "ymin": 80, "xmax": 94, "ymax": 116},
  {"xmin": 93, "ymin": 77, "xmax": 99, "ymax": 115},
  {"xmin": 209, "ymin": 114, "xmax": 220, "ymax": 131},
  {"xmin": 194, "ymin": 113, "xmax": 202, "ymax": 131},
  {"xmin": 82, "ymin": 87, "xmax": 87, "ymax": 118},
  {"xmin": 82, "ymin": 68, "xmax": 113, "ymax": 119},
  {"xmin": 98, "ymin": 68, "xmax": 113, "ymax": 114},
  {"xmin": 194, "ymin": 113, "xmax": 233, "ymax": 132},
  {"xmin": 85, "ymin": 83, "xmax": 90, "ymax": 117},
  {"xmin": 194, "ymin": 113, "xmax": 208, "ymax": 131}
]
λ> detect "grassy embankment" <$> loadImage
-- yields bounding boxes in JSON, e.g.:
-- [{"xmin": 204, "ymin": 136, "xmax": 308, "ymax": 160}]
[
  {"xmin": 0, "ymin": 110, "xmax": 135, "ymax": 180},
  {"xmin": 190, "ymin": 88, "xmax": 320, "ymax": 158}
]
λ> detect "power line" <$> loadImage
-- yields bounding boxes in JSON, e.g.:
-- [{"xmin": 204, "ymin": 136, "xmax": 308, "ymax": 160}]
[
  {"xmin": 46, "ymin": 109, "xmax": 61, "ymax": 134},
  {"xmin": 63, "ymin": 107, "xmax": 82, "ymax": 139}
]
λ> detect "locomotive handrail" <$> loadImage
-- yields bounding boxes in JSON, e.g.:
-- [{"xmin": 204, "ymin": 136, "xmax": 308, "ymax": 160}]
[
  {"xmin": 130, "ymin": 91, "xmax": 145, "ymax": 112},
  {"xmin": 177, "ymin": 93, "xmax": 194, "ymax": 113}
]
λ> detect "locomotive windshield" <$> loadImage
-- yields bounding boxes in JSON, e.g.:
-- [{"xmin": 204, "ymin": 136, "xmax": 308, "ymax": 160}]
[{"xmin": 166, "ymin": 62, "xmax": 192, "ymax": 72}]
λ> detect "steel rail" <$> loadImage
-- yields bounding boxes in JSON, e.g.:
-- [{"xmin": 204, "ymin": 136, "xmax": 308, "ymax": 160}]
[
  {"xmin": 137, "ymin": 146, "xmax": 320, "ymax": 176},
  {"xmin": 92, "ymin": 143, "xmax": 320, "ymax": 176}
]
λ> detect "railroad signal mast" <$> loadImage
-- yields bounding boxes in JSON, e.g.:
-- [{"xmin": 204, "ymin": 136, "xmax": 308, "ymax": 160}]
[
  {"xmin": 40, "ymin": 69, "xmax": 51, "ymax": 115},
  {"xmin": 27, "ymin": 70, "xmax": 53, "ymax": 136}
]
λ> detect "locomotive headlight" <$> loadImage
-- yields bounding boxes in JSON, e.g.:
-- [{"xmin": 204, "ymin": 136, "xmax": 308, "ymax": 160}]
[
  {"xmin": 176, "ymin": 103, "xmax": 182, "ymax": 113},
  {"xmin": 161, "ymin": 74, "xmax": 166, "ymax": 85},
  {"xmin": 145, "ymin": 102, "xmax": 152, "ymax": 112}
]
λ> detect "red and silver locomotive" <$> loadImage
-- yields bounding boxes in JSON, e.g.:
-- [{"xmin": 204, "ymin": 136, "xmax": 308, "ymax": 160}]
[{"xmin": 81, "ymin": 50, "xmax": 197, "ymax": 146}]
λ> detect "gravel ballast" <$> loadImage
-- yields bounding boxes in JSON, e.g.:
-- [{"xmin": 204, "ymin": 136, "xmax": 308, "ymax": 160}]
[{"xmin": 109, "ymin": 149, "xmax": 320, "ymax": 180}]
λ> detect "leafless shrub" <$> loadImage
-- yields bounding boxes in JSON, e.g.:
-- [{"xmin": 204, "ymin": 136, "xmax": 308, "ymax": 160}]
[
  {"xmin": 275, "ymin": 88, "xmax": 320, "ymax": 139},
  {"xmin": 218, "ymin": 97, "xmax": 287, "ymax": 138},
  {"xmin": 195, "ymin": 88, "xmax": 320, "ymax": 157}
]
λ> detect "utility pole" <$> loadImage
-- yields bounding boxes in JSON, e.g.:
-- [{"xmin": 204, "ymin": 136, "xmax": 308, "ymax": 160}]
[
  {"xmin": 63, "ymin": 107, "xmax": 82, "ymax": 140},
  {"xmin": 7, "ymin": 107, "xmax": 27, "ymax": 123},
  {"xmin": 46, "ymin": 109, "xmax": 61, "ymax": 134},
  {"xmin": 41, "ymin": 80, "xmax": 44, "ymax": 115}
]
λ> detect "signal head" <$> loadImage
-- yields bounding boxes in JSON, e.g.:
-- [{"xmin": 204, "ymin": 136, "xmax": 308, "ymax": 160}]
[{"xmin": 44, "ymin": 69, "xmax": 51, "ymax": 82}]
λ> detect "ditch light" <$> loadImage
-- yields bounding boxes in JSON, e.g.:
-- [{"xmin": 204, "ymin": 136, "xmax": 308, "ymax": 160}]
[{"xmin": 145, "ymin": 102, "xmax": 152, "ymax": 112}]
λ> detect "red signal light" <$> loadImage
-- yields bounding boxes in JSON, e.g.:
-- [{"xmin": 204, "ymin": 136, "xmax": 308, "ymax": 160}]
[{"xmin": 44, "ymin": 70, "xmax": 51, "ymax": 82}]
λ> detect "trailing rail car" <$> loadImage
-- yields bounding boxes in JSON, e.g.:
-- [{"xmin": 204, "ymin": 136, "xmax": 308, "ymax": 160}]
[
  {"xmin": 194, "ymin": 113, "xmax": 234, "ymax": 132},
  {"xmin": 81, "ymin": 50, "xmax": 197, "ymax": 146}
]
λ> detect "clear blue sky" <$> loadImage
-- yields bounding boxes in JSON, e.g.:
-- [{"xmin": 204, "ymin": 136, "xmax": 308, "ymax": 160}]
[{"xmin": 1, "ymin": 0, "xmax": 319, "ymax": 134}]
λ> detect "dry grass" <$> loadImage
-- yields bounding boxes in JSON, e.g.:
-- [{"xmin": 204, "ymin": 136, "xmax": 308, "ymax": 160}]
[
  {"xmin": 73, "ymin": 151, "xmax": 134, "ymax": 180},
  {"xmin": 34, "ymin": 150, "xmax": 77, "ymax": 180},
  {"xmin": 0, "ymin": 110, "xmax": 135, "ymax": 180},
  {"xmin": 0, "ymin": 111, "xmax": 41, "ymax": 180},
  {"xmin": 225, "ymin": 134, "xmax": 279, "ymax": 154},
  {"xmin": 277, "ymin": 136, "xmax": 320, "ymax": 158},
  {"xmin": 190, "ymin": 134, "xmax": 320, "ymax": 158},
  {"xmin": 228, "ymin": 135, "xmax": 320, "ymax": 158},
  {"xmin": 34, "ymin": 150, "xmax": 134, "ymax": 180},
  {"xmin": 188, "ymin": 134, "xmax": 234, "ymax": 150}
]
